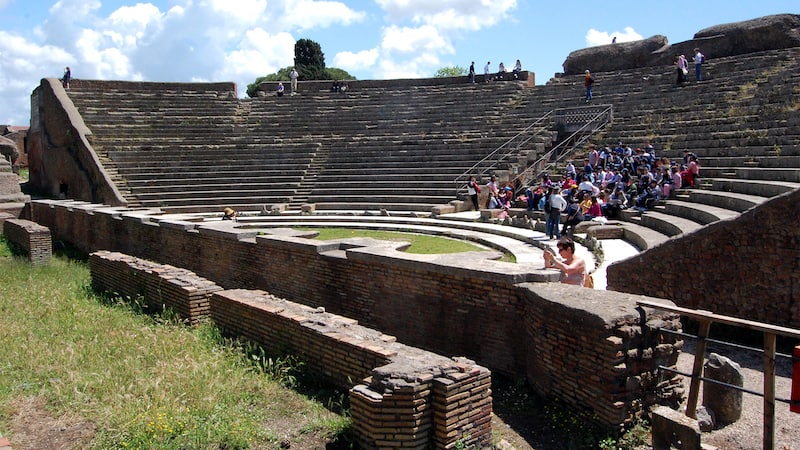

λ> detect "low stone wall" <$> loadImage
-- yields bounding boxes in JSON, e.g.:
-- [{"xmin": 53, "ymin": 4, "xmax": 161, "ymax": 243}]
[
  {"xmin": 89, "ymin": 251, "xmax": 221, "ymax": 324},
  {"xmin": 257, "ymin": 71, "xmax": 534, "ymax": 96},
  {"xmin": 3, "ymin": 218, "xmax": 51, "ymax": 265},
  {"xmin": 31, "ymin": 199, "xmax": 684, "ymax": 428},
  {"xmin": 211, "ymin": 289, "xmax": 492, "ymax": 449},
  {"xmin": 88, "ymin": 253, "xmax": 493, "ymax": 449}
]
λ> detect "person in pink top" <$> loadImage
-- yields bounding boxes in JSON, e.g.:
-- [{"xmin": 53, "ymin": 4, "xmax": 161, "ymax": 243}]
[{"xmin": 671, "ymin": 166, "xmax": 682, "ymax": 193}]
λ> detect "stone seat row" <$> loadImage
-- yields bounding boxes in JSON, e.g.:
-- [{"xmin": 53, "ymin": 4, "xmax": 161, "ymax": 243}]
[
  {"xmin": 105, "ymin": 153, "xmax": 491, "ymax": 170},
  {"xmin": 102, "ymin": 146, "xmax": 499, "ymax": 164}
]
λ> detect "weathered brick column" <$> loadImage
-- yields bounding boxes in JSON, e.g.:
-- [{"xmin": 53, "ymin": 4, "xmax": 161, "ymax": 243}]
[{"xmin": 3, "ymin": 218, "xmax": 52, "ymax": 265}]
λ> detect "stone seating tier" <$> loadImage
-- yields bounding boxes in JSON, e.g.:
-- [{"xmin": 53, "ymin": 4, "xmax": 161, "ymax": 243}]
[
  {"xmin": 527, "ymin": 48, "xmax": 800, "ymax": 241},
  {"xmin": 60, "ymin": 46, "xmax": 800, "ymax": 223},
  {"xmin": 66, "ymin": 80, "xmax": 536, "ymax": 212}
]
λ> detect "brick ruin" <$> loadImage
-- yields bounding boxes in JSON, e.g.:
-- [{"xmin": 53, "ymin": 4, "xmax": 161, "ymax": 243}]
[
  {"xmin": 32, "ymin": 200, "xmax": 684, "ymax": 435},
  {"xmin": 608, "ymin": 188, "xmax": 800, "ymax": 328},
  {"xmin": 89, "ymin": 251, "xmax": 493, "ymax": 449},
  {"xmin": 3, "ymin": 218, "xmax": 52, "ymax": 265}
]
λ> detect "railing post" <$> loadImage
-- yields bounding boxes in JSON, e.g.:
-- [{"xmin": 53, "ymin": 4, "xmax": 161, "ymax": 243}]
[
  {"xmin": 763, "ymin": 332, "xmax": 776, "ymax": 450},
  {"xmin": 686, "ymin": 318, "xmax": 711, "ymax": 418}
]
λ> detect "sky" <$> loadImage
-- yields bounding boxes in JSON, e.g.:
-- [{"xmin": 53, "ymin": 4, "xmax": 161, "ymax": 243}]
[{"xmin": 0, "ymin": 0, "xmax": 797, "ymax": 125}]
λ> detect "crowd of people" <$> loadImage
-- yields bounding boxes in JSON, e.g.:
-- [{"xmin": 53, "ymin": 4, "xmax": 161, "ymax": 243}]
[
  {"xmin": 473, "ymin": 141, "xmax": 701, "ymax": 240},
  {"xmin": 521, "ymin": 142, "xmax": 701, "ymax": 238}
]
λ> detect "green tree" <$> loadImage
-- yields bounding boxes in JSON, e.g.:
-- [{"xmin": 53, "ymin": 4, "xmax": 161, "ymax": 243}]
[
  {"xmin": 294, "ymin": 38, "xmax": 326, "ymax": 80},
  {"xmin": 434, "ymin": 66, "xmax": 467, "ymax": 78},
  {"xmin": 246, "ymin": 66, "xmax": 356, "ymax": 98},
  {"xmin": 325, "ymin": 67, "xmax": 354, "ymax": 81},
  {"xmin": 246, "ymin": 39, "xmax": 356, "ymax": 97}
]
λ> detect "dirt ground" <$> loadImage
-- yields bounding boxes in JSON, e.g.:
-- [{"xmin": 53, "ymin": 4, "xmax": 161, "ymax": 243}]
[
  {"xmin": 679, "ymin": 338, "xmax": 799, "ymax": 450},
  {"xmin": 492, "ymin": 337, "xmax": 800, "ymax": 450}
]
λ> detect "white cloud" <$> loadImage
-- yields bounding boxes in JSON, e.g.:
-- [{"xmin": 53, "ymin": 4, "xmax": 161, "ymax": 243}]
[
  {"xmin": 208, "ymin": 0, "xmax": 267, "ymax": 25},
  {"xmin": 75, "ymin": 29, "xmax": 135, "ymax": 79},
  {"xmin": 585, "ymin": 26, "xmax": 643, "ymax": 47},
  {"xmin": 333, "ymin": 48, "xmax": 380, "ymax": 71},
  {"xmin": 107, "ymin": 2, "xmax": 163, "ymax": 29},
  {"xmin": 358, "ymin": 1, "xmax": 517, "ymax": 81},
  {"xmin": 280, "ymin": 0, "xmax": 366, "ymax": 31},
  {"xmin": 216, "ymin": 29, "xmax": 296, "ymax": 96},
  {"xmin": 375, "ymin": 0, "xmax": 517, "ymax": 30},
  {"xmin": 0, "ymin": 30, "xmax": 72, "ymax": 123},
  {"xmin": 382, "ymin": 25, "xmax": 452, "ymax": 55}
]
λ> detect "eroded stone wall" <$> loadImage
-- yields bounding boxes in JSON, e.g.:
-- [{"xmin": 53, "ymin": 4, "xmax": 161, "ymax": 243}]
[
  {"xmin": 31, "ymin": 199, "xmax": 683, "ymax": 427},
  {"xmin": 607, "ymin": 188, "xmax": 800, "ymax": 328}
]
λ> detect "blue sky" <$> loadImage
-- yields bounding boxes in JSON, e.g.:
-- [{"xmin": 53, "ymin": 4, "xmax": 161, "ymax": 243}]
[{"xmin": 0, "ymin": 0, "xmax": 797, "ymax": 125}]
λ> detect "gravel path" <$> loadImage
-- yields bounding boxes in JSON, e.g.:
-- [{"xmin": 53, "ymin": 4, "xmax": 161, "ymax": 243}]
[{"xmin": 677, "ymin": 339, "xmax": 800, "ymax": 450}]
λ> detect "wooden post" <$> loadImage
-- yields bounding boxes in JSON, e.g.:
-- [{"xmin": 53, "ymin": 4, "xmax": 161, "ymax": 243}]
[
  {"xmin": 763, "ymin": 332, "xmax": 776, "ymax": 450},
  {"xmin": 686, "ymin": 319, "xmax": 711, "ymax": 418}
]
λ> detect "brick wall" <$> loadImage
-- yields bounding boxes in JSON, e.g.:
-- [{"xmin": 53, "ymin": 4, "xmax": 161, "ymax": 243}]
[
  {"xmin": 522, "ymin": 284, "xmax": 684, "ymax": 425},
  {"xmin": 89, "ymin": 251, "xmax": 221, "ymax": 324},
  {"xmin": 31, "ymin": 199, "xmax": 684, "ymax": 427},
  {"xmin": 608, "ymin": 188, "xmax": 800, "ymax": 328},
  {"xmin": 87, "ymin": 252, "xmax": 493, "ymax": 449},
  {"xmin": 3, "ymin": 218, "xmax": 52, "ymax": 265},
  {"xmin": 210, "ymin": 288, "xmax": 492, "ymax": 449}
]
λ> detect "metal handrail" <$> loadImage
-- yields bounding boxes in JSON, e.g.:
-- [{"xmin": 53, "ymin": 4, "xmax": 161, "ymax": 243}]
[
  {"xmin": 454, "ymin": 111, "xmax": 554, "ymax": 190},
  {"xmin": 512, "ymin": 104, "xmax": 613, "ymax": 191},
  {"xmin": 638, "ymin": 299, "xmax": 800, "ymax": 450}
]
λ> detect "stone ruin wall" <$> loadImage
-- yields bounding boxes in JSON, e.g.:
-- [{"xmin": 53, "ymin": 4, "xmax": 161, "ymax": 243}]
[
  {"xmin": 608, "ymin": 188, "xmax": 800, "ymax": 329},
  {"xmin": 27, "ymin": 78, "xmax": 126, "ymax": 205},
  {"xmin": 2, "ymin": 218, "xmax": 52, "ymax": 265},
  {"xmin": 26, "ymin": 79, "xmax": 236, "ymax": 206},
  {"xmin": 88, "ymin": 251, "xmax": 492, "ymax": 449},
  {"xmin": 30, "ymin": 199, "xmax": 684, "ymax": 428},
  {"xmin": 561, "ymin": 13, "xmax": 800, "ymax": 75}
]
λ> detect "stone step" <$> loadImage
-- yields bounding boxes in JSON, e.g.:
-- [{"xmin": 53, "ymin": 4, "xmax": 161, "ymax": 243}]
[
  {"xmin": 657, "ymin": 200, "xmax": 740, "ymax": 225},
  {"xmin": 701, "ymin": 167, "xmax": 800, "ymax": 183},
  {"xmin": 708, "ymin": 178, "xmax": 800, "ymax": 197},
  {"xmin": 681, "ymin": 190, "xmax": 767, "ymax": 212},
  {"xmin": 307, "ymin": 194, "xmax": 453, "ymax": 204}
]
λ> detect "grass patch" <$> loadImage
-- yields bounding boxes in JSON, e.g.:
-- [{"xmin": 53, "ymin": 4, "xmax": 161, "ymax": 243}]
[
  {"xmin": 297, "ymin": 227, "xmax": 493, "ymax": 254},
  {"xmin": 0, "ymin": 243, "xmax": 350, "ymax": 449}
]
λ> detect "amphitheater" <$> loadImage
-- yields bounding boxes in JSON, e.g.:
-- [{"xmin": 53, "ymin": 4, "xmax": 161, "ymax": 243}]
[{"xmin": 5, "ymin": 13, "xmax": 800, "ymax": 450}]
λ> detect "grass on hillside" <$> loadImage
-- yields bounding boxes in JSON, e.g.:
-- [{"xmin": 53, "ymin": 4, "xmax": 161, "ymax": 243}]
[
  {"xmin": 296, "ymin": 227, "xmax": 516, "ymax": 262},
  {"xmin": 0, "ymin": 237, "xmax": 350, "ymax": 449}
]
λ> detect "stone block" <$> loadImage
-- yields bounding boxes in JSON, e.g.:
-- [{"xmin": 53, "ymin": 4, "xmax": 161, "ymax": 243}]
[
  {"xmin": 587, "ymin": 224, "xmax": 625, "ymax": 239},
  {"xmin": 301, "ymin": 203, "xmax": 316, "ymax": 214},
  {"xmin": 651, "ymin": 405, "xmax": 701, "ymax": 450},
  {"xmin": 270, "ymin": 203, "xmax": 286, "ymax": 215},
  {"xmin": 431, "ymin": 204, "xmax": 455, "ymax": 216},
  {"xmin": 448, "ymin": 200, "xmax": 466, "ymax": 213},
  {"xmin": 702, "ymin": 353, "xmax": 743, "ymax": 425}
]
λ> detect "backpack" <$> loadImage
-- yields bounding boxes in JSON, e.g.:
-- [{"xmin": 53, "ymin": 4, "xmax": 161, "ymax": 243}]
[{"xmin": 544, "ymin": 195, "xmax": 552, "ymax": 213}]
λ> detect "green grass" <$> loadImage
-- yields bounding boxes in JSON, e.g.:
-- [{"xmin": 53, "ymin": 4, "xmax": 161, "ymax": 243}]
[
  {"xmin": 0, "ymin": 241, "xmax": 350, "ymax": 449},
  {"xmin": 296, "ymin": 227, "xmax": 513, "ymax": 258}
]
